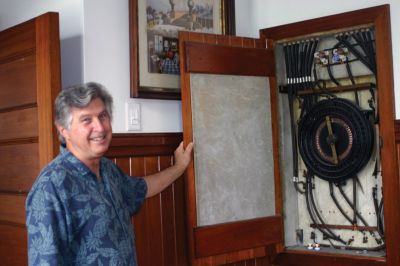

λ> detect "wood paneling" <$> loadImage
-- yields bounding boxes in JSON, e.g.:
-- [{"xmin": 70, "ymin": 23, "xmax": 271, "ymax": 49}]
[
  {"xmin": 0, "ymin": 143, "xmax": 39, "ymax": 192},
  {"xmin": 184, "ymin": 42, "xmax": 274, "ymax": 76},
  {"xmin": 274, "ymin": 251, "xmax": 385, "ymax": 266},
  {"xmin": 194, "ymin": 216, "xmax": 282, "ymax": 258},
  {"xmin": 0, "ymin": 223, "xmax": 27, "ymax": 266},
  {"xmin": 0, "ymin": 107, "xmax": 38, "ymax": 141},
  {"xmin": 0, "ymin": 194, "xmax": 26, "ymax": 225},
  {"xmin": 259, "ymin": 5, "xmax": 387, "ymax": 41},
  {"xmin": 35, "ymin": 13, "xmax": 62, "ymax": 168},
  {"xmin": 107, "ymin": 133, "xmax": 181, "ymax": 157},
  {"xmin": 0, "ymin": 19, "xmax": 35, "ymax": 60},
  {"xmin": 0, "ymin": 54, "xmax": 36, "ymax": 110},
  {"xmin": 0, "ymin": 12, "xmax": 61, "ymax": 265},
  {"xmin": 106, "ymin": 133, "xmax": 189, "ymax": 266}
]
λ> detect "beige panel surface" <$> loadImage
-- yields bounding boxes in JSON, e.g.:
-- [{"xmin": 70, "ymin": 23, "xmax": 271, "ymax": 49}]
[{"xmin": 191, "ymin": 74, "xmax": 275, "ymax": 226}]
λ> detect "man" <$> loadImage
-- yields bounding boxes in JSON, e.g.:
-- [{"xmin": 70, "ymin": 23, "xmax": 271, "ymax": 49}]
[{"xmin": 26, "ymin": 82, "xmax": 193, "ymax": 265}]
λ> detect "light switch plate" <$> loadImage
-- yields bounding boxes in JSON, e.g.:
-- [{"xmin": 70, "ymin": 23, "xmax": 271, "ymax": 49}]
[{"xmin": 125, "ymin": 100, "xmax": 141, "ymax": 131}]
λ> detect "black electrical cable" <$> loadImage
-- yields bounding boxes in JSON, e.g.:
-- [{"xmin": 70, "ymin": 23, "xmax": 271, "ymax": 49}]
[
  {"xmin": 365, "ymin": 30, "xmax": 376, "ymax": 73},
  {"xmin": 332, "ymin": 37, "xmax": 360, "ymax": 106},
  {"xmin": 283, "ymin": 43, "xmax": 301, "ymax": 193},
  {"xmin": 326, "ymin": 60, "xmax": 340, "ymax": 86},
  {"xmin": 298, "ymin": 98, "xmax": 374, "ymax": 182},
  {"xmin": 306, "ymin": 174, "xmax": 346, "ymax": 244},
  {"xmin": 338, "ymin": 183, "xmax": 369, "ymax": 227},
  {"xmin": 372, "ymin": 186, "xmax": 384, "ymax": 239},
  {"xmin": 303, "ymin": 40, "xmax": 311, "ymax": 88},
  {"xmin": 307, "ymin": 39, "xmax": 318, "ymax": 88},
  {"xmin": 298, "ymin": 40, "xmax": 320, "ymax": 119},
  {"xmin": 355, "ymin": 30, "xmax": 376, "ymax": 74},
  {"xmin": 292, "ymin": 42, "xmax": 300, "ymax": 90},
  {"xmin": 326, "ymin": 40, "xmax": 347, "ymax": 86},
  {"xmin": 378, "ymin": 197, "xmax": 384, "ymax": 236},
  {"xmin": 308, "ymin": 40, "xmax": 320, "ymax": 109},
  {"xmin": 287, "ymin": 43, "xmax": 294, "ymax": 86},
  {"xmin": 336, "ymin": 183, "xmax": 384, "ymax": 245},
  {"xmin": 298, "ymin": 42, "xmax": 305, "ymax": 90},
  {"xmin": 352, "ymin": 176, "xmax": 358, "ymax": 225},
  {"xmin": 288, "ymin": 43, "xmax": 296, "ymax": 91},
  {"xmin": 353, "ymin": 32, "xmax": 370, "ymax": 59},
  {"xmin": 360, "ymin": 31, "xmax": 375, "ymax": 68},
  {"xmin": 338, "ymin": 34, "xmax": 375, "ymax": 74},
  {"xmin": 345, "ymin": 58, "xmax": 356, "ymax": 85},
  {"xmin": 329, "ymin": 182, "xmax": 353, "ymax": 224},
  {"xmin": 305, "ymin": 174, "xmax": 331, "ymax": 239},
  {"xmin": 313, "ymin": 64, "xmax": 325, "ymax": 90},
  {"xmin": 326, "ymin": 238, "xmax": 386, "ymax": 251}
]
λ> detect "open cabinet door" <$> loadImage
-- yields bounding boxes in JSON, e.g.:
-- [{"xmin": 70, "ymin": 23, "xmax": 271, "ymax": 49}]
[
  {"xmin": 0, "ymin": 13, "xmax": 61, "ymax": 264},
  {"xmin": 179, "ymin": 32, "xmax": 283, "ymax": 265}
]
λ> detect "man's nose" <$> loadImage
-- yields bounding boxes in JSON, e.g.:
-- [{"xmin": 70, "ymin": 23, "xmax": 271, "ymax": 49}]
[{"xmin": 92, "ymin": 118, "xmax": 105, "ymax": 131}]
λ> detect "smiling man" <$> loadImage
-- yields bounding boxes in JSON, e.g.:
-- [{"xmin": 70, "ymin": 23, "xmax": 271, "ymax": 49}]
[{"xmin": 26, "ymin": 82, "xmax": 193, "ymax": 265}]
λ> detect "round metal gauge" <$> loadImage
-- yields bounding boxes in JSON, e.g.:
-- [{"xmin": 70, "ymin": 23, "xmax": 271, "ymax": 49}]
[{"xmin": 298, "ymin": 98, "xmax": 374, "ymax": 182}]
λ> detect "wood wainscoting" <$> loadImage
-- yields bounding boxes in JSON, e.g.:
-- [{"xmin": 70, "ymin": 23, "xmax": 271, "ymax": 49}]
[
  {"xmin": 106, "ymin": 133, "xmax": 188, "ymax": 266},
  {"xmin": 107, "ymin": 133, "xmax": 272, "ymax": 266}
]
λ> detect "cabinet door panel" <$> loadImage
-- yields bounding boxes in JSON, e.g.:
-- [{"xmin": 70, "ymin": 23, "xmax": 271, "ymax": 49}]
[{"xmin": 180, "ymin": 31, "xmax": 282, "ymax": 265}]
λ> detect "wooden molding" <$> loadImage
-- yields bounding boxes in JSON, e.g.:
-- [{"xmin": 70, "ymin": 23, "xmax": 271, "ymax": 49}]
[{"xmin": 106, "ymin": 133, "xmax": 182, "ymax": 157}]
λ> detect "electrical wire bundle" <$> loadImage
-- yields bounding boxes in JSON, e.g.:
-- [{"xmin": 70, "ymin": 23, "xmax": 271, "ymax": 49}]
[
  {"xmin": 282, "ymin": 39, "xmax": 318, "ymax": 193},
  {"xmin": 280, "ymin": 28, "xmax": 384, "ymax": 251}
]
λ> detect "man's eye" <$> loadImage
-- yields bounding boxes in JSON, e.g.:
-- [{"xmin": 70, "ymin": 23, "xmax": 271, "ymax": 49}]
[{"xmin": 99, "ymin": 113, "xmax": 108, "ymax": 120}]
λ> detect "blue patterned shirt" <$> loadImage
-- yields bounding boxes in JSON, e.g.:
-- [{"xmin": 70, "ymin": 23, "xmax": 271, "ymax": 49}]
[{"xmin": 26, "ymin": 146, "xmax": 147, "ymax": 265}]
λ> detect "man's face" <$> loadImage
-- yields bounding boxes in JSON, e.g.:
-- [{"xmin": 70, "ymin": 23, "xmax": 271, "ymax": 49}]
[{"xmin": 58, "ymin": 98, "xmax": 112, "ymax": 164}]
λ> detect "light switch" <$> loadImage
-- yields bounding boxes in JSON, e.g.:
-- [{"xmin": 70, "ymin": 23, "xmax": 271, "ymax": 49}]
[{"xmin": 126, "ymin": 100, "xmax": 141, "ymax": 131}]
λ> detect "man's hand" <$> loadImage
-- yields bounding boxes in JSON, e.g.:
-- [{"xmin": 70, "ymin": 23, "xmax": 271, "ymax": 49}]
[
  {"xmin": 174, "ymin": 141, "xmax": 194, "ymax": 170},
  {"xmin": 144, "ymin": 141, "xmax": 194, "ymax": 198}
]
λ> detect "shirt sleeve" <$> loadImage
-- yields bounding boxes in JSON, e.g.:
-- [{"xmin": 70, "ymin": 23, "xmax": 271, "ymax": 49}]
[
  {"xmin": 121, "ymin": 174, "xmax": 148, "ymax": 215},
  {"xmin": 26, "ymin": 177, "xmax": 70, "ymax": 265},
  {"xmin": 103, "ymin": 159, "xmax": 148, "ymax": 215}
]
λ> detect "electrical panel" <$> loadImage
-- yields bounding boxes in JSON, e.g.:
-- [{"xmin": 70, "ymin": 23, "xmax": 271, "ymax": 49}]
[{"xmin": 275, "ymin": 27, "xmax": 385, "ymax": 255}]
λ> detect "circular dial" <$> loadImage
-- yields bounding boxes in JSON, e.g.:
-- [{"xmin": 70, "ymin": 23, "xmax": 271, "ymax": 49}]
[{"xmin": 298, "ymin": 98, "xmax": 374, "ymax": 182}]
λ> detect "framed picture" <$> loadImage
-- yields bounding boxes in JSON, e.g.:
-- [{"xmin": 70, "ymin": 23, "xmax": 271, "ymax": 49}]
[{"xmin": 129, "ymin": 0, "xmax": 235, "ymax": 99}]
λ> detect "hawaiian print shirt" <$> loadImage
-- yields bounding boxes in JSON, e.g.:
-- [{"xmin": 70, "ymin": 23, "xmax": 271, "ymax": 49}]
[{"xmin": 26, "ymin": 146, "xmax": 147, "ymax": 265}]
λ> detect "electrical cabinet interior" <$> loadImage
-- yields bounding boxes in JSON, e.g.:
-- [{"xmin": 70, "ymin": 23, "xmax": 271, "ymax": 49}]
[
  {"xmin": 260, "ymin": 5, "xmax": 400, "ymax": 265},
  {"xmin": 180, "ymin": 4, "xmax": 400, "ymax": 266},
  {"xmin": 275, "ymin": 24, "xmax": 382, "ymax": 252}
]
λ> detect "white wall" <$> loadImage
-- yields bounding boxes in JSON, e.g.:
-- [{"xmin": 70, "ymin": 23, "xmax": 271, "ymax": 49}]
[
  {"xmin": 83, "ymin": 0, "xmax": 182, "ymax": 133},
  {"xmin": 235, "ymin": 0, "xmax": 400, "ymax": 118},
  {"xmin": 0, "ymin": 0, "xmax": 84, "ymax": 89}
]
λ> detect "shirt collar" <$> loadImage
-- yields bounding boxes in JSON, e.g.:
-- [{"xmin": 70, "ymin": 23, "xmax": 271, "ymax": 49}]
[{"xmin": 59, "ymin": 144, "xmax": 94, "ymax": 178}]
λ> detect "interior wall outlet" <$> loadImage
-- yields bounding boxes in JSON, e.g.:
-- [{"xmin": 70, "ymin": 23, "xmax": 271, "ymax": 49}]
[{"xmin": 125, "ymin": 100, "xmax": 141, "ymax": 131}]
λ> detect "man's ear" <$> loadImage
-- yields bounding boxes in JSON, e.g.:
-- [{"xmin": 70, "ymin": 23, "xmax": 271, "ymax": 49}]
[{"xmin": 57, "ymin": 125, "xmax": 69, "ymax": 141}]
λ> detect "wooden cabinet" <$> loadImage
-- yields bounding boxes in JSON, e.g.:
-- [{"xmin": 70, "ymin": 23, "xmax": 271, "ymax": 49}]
[{"xmin": 179, "ymin": 5, "xmax": 400, "ymax": 266}]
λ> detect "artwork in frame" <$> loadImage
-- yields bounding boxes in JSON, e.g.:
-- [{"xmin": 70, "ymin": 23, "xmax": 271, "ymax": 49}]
[{"xmin": 129, "ymin": 0, "xmax": 235, "ymax": 99}]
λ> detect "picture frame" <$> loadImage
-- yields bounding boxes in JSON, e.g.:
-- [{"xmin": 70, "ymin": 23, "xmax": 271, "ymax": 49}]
[{"xmin": 129, "ymin": 0, "xmax": 235, "ymax": 99}]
